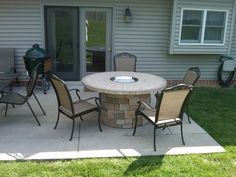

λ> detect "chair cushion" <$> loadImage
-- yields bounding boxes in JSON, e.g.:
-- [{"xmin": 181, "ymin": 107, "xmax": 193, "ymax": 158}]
[
  {"xmin": 0, "ymin": 92, "xmax": 25, "ymax": 104},
  {"xmin": 59, "ymin": 100, "xmax": 97, "ymax": 117}
]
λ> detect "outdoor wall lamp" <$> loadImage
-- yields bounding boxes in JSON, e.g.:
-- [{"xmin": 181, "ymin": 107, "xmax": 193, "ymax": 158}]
[{"xmin": 124, "ymin": 8, "xmax": 132, "ymax": 23}]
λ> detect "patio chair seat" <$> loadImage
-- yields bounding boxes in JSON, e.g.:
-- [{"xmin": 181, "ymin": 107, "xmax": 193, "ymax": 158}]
[
  {"xmin": 0, "ymin": 92, "xmax": 25, "ymax": 104},
  {"xmin": 141, "ymin": 109, "xmax": 181, "ymax": 125},
  {"xmin": 59, "ymin": 101, "xmax": 97, "ymax": 117}
]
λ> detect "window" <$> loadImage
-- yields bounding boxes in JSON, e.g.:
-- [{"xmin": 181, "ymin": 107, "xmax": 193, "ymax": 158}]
[{"xmin": 180, "ymin": 9, "xmax": 227, "ymax": 45}]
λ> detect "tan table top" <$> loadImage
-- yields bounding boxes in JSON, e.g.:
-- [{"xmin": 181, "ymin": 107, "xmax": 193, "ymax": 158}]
[{"xmin": 82, "ymin": 71, "xmax": 167, "ymax": 95}]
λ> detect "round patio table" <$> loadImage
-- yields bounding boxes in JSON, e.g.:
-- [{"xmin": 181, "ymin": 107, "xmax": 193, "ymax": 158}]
[{"xmin": 82, "ymin": 71, "xmax": 167, "ymax": 128}]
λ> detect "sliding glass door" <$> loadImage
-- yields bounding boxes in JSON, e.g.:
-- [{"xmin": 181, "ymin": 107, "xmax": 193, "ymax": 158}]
[{"xmin": 45, "ymin": 7, "xmax": 112, "ymax": 80}]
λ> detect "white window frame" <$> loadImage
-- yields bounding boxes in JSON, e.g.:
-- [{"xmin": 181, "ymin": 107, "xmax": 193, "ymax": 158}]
[{"xmin": 179, "ymin": 8, "xmax": 228, "ymax": 46}]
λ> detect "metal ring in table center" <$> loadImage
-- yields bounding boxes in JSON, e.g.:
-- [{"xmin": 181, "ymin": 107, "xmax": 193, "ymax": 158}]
[
  {"xmin": 110, "ymin": 76, "xmax": 138, "ymax": 83},
  {"xmin": 82, "ymin": 71, "xmax": 167, "ymax": 95}
]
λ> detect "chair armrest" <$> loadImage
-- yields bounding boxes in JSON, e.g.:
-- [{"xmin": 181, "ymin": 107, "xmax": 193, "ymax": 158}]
[
  {"xmin": 69, "ymin": 88, "xmax": 81, "ymax": 100},
  {"xmin": 79, "ymin": 97, "xmax": 100, "ymax": 109},
  {"xmin": 137, "ymin": 101, "xmax": 155, "ymax": 112},
  {"xmin": 166, "ymin": 83, "xmax": 193, "ymax": 91}
]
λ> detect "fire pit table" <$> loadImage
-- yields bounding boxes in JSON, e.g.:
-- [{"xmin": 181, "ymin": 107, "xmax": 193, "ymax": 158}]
[{"xmin": 82, "ymin": 72, "xmax": 166, "ymax": 128}]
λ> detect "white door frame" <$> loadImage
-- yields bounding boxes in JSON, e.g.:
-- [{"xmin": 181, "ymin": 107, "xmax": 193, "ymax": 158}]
[{"xmin": 79, "ymin": 7, "xmax": 112, "ymax": 78}]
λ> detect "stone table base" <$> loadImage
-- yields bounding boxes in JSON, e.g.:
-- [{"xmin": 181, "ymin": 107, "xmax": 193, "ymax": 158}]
[{"xmin": 100, "ymin": 93, "xmax": 150, "ymax": 128}]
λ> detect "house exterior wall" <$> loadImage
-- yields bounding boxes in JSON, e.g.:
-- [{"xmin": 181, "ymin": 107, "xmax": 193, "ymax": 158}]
[
  {"xmin": 231, "ymin": 1, "xmax": 236, "ymax": 59},
  {"xmin": 0, "ymin": 0, "xmax": 43, "ymax": 74},
  {"xmin": 0, "ymin": 0, "xmax": 235, "ymax": 80},
  {"xmin": 169, "ymin": 0, "xmax": 235, "ymax": 54}
]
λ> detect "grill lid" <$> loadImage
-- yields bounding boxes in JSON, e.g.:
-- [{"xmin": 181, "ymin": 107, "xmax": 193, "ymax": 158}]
[{"xmin": 24, "ymin": 43, "xmax": 48, "ymax": 59}]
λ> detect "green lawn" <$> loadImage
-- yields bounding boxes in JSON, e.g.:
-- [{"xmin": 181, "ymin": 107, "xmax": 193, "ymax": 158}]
[{"xmin": 0, "ymin": 88, "xmax": 235, "ymax": 177}]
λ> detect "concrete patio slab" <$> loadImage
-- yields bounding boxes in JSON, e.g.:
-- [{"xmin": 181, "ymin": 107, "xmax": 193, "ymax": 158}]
[{"xmin": 0, "ymin": 83, "xmax": 225, "ymax": 160}]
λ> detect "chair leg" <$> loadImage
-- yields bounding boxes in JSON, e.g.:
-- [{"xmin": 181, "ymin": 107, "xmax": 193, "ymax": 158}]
[
  {"xmin": 33, "ymin": 93, "xmax": 46, "ymax": 116},
  {"xmin": 5, "ymin": 104, "xmax": 8, "ymax": 116},
  {"xmin": 132, "ymin": 113, "xmax": 138, "ymax": 136},
  {"xmin": 186, "ymin": 103, "xmax": 191, "ymax": 124},
  {"xmin": 180, "ymin": 123, "xmax": 185, "ymax": 145},
  {"xmin": 54, "ymin": 111, "xmax": 60, "ymax": 129},
  {"xmin": 154, "ymin": 126, "xmax": 156, "ymax": 151},
  {"xmin": 97, "ymin": 110, "xmax": 102, "ymax": 132},
  {"xmin": 27, "ymin": 101, "xmax": 41, "ymax": 126},
  {"xmin": 69, "ymin": 119, "xmax": 75, "ymax": 141}
]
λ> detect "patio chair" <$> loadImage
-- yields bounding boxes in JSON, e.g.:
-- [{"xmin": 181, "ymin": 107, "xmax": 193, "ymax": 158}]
[
  {"xmin": 0, "ymin": 48, "xmax": 16, "ymax": 73},
  {"xmin": 182, "ymin": 67, "xmax": 201, "ymax": 123},
  {"xmin": 0, "ymin": 63, "xmax": 46, "ymax": 126},
  {"xmin": 0, "ymin": 48, "xmax": 19, "ymax": 88},
  {"xmin": 48, "ymin": 74, "xmax": 102, "ymax": 141},
  {"xmin": 114, "ymin": 53, "xmax": 137, "ymax": 72},
  {"xmin": 133, "ymin": 84, "xmax": 193, "ymax": 151}
]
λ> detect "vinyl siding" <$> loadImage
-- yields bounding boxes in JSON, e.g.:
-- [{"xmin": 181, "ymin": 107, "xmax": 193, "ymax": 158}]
[
  {"xmin": 170, "ymin": 0, "xmax": 234, "ymax": 54},
  {"xmin": 44, "ymin": 0, "xmax": 228, "ymax": 79},
  {"xmin": 0, "ymin": 0, "xmax": 43, "ymax": 74},
  {"xmin": 231, "ymin": 2, "xmax": 236, "ymax": 59},
  {"xmin": 0, "ymin": 0, "xmax": 234, "ymax": 80}
]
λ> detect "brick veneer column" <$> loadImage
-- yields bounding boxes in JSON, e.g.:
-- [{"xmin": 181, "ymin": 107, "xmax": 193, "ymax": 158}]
[{"xmin": 100, "ymin": 93, "xmax": 150, "ymax": 128}]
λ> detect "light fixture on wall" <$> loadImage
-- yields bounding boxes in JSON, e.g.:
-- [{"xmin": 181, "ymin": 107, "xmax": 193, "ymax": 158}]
[{"xmin": 124, "ymin": 7, "xmax": 132, "ymax": 23}]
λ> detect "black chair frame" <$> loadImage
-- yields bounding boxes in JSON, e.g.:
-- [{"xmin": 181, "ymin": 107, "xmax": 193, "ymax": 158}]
[{"xmin": 133, "ymin": 84, "xmax": 193, "ymax": 151}]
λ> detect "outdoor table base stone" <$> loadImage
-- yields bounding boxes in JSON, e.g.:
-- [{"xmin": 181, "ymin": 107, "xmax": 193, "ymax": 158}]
[{"xmin": 100, "ymin": 93, "xmax": 150, "ymax": 128}]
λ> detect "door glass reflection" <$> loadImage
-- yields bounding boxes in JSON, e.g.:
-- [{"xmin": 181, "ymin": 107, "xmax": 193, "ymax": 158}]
[
  {"xmin": 54, "ymin": 11, "xmax": 74, "ymax": 72},
  {"xmin": 86, "ymin": 11, "xmax": 106, "ymax": 72}
]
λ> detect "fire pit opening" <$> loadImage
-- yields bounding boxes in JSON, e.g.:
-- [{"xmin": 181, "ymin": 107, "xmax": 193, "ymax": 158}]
[{"xmin": 110, "ymin": 76, "xmax": 138, "ymax": 83}]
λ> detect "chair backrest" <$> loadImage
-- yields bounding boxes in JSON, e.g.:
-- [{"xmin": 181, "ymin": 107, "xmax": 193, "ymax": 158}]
[
  {"xmin": 183, "ymin": 67, "xmax": 201, "ymax": 86},
  {"xmin": 114, "ymin": 53, "xmax": 137, "ymax": 72},
  {"xmin": 43, "ymin": 58, "xmax": 53, "ymax": 73},
  {"xmin": 48, "ymin": 74, "xmax": 74, "ymax": 115},
  {"xmin": 26, "ymin": 63, "xmax": 40, "ymax": 98},
  {"xmin": 0, "ymin": 48, "xmax": 15, "ymax": 73},
  {"xmin": 155, "ymin": 84, "xmax": 193, "ymax": 123}
]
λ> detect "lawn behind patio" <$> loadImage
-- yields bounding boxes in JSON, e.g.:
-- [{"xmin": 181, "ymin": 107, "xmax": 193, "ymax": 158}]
[{"xmin": 0, "ymin": 88, "xmax": 235, "ymax": 177}]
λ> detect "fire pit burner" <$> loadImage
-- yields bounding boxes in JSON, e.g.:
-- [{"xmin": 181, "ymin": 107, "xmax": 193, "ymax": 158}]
[{"xmin": 110, "ymin": 76, "xmax": 138, "ymax": 83}]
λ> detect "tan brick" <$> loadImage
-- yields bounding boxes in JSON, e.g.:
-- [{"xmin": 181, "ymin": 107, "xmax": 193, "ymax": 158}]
[
  {"xmin": 119, "ymin": 98, "xmax": 129, "ymax": 104},
  {"xmin": 101, "ymin": 110, "xmax": 107, "ymax": 118},
  {"xmin": 100, "ymin": 94, "xmax": 106, "ymax": 102},
  {"xmin": 129, "ymin": 96, "xmax": 140, "ymax": 105},
  {"xmin": 104, "ymin": 103, "xmax": 115, "ymax": 110},
  {"xmin": 125, "ymin": 119, "xmax": 133, "ymax": 124},
  {"xmin": 116, "ymin": 119, "xmax": 125, "ymax": 125},
  {"xmin": 124, "ymin": 111, "xmax": 135, "ymax": 119},
  {"xmin": 106, "ymin": 96, "xmax": 119, "ymax": 104},
  {"xmin": 103, "ymin": 118, "xmax": 122, "ymax": 128},
  {"xmin": 120, "ymin": 104, "xmax": 129, "ymax": 110},
  {"xmin": 129, "ymin": 105, "xmax": 138, "ymax": 111},
  {"xmin": 114, "ymin": 113, "xmax": 125, "ymax": 119},
  {"xmin": 122, "ymin": 124, "xmax": 133, "ymax": 128},
  {"xmin": 107, "ymin": 110, "xmax": 114, "ymax": 119},
  {"xmin": 114, "ymin": 104, "xmax": 120, "ymax": 111}
]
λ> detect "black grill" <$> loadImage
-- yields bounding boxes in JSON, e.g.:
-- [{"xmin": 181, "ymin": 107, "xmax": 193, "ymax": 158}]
[{"xmin": 24, "ymin": 43, "xmax": 53, "ymax": 94}]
